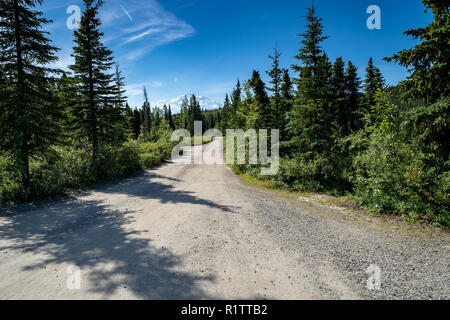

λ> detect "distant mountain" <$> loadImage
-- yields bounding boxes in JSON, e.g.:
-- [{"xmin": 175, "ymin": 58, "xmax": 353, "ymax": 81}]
[{"xmin": 154, "ymin": 95, "xmax": 221, "ymax": 113}]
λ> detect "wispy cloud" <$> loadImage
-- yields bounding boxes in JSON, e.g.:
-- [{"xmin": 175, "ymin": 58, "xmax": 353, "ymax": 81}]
[
  {"xmin": 98, "ymin": 0, "xmax": 195, "ymax": 61},
  {"xmin": 40, "ymin": 0, "xmax": 195, "ymax": 69},
  {"xmin": 122, "ymin": 28, "xmax": 162, "ymax": 45}
]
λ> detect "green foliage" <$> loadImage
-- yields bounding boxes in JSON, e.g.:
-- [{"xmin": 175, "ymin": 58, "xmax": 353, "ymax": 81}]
[
  {"xmin": 0, "ymin": 0, "xmax": 62, "ymax": 192},
  {"xmin": 186, "ymin": 94, "xmax": 203, "ymax": 135},
  {"xmin": 0, "ymin": 138, "xmax": 175, "ymax": 205},
  {"xmin": 348, "ymin": 93, "xmax": 449, "ymax": 226},
  {"xmin": 384, "ymin": 1, "xmax": 449, "ymax": 103},
  {"xmin": 267, "ymin": 46, "xmax": 283, "ymax": 128},
  {"xmin": 69, "ymin": 0, "xmax": 127, "ymax": 160},
  {"xmin": 363, "ymin": 57, "xmax": 385, "ymax": 109},
  {"xmin": 220, "ymin": 1, "xmax": 448, "ymax": 226},
  {"xmin": 0, "ymin": 0, "xmax": 447, "ymax": 228},
  {"xmin": 248, "ymin": 71, "xmax": 271, "ymax": 129}
]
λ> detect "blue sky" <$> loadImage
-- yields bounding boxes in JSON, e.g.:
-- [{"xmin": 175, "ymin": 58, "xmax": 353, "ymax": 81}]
[{"xmin": 40, "ymin": 0, "xmax": 432, "ymax": 111}]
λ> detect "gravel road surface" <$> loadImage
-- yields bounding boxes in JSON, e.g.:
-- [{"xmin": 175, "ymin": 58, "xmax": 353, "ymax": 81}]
[{"xmin": 0, "ymin": 140, "xmax": 448, "ymax": 299}]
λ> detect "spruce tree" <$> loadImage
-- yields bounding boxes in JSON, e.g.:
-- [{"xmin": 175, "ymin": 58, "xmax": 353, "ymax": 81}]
[
  {"xmin": 344, "ymin": 61, "xmax": 361, "ymax": 132},
  {"xmin": 384, "ymin": 0, "xmax": 449, "ymax": 103},
  {"xmin": 249, "ymin": 70, "xmax": 271, "ymax": 129},
  {"xmin": 58, "ymin": 72, "xmax": 79, "ymax": 138},
  {"xmin": 281, "ymin": 69, "xmax": 293, "ymax": 101},
  {"xmin": 163, "ymin": 104, "xmax": 173, "ymax": 130},
  {"xmin": 187, "ymin": 94, "xmax": 202, "ymax": 135},
  {"xmin": 105, "ymin": 63, "xmax": 129, "ymax": 143},
  {"xmin": 141, "ymin": 86, "xmax": 152, "ymax": 136},
  {"xmin": 0, "ymin": 0, "xmax": 62, "ymax": 191},
  {"xmin": 220, "ymin": 94, "xmax": 231, "ymax": 131},
  {"xmin": 363, "ymin": 57, "xmax": 385, "ymax": 109},
  {"xmin": 267, "ymin": 45, "xmax": 283, "ymax": 128},
  {"xmin": 167, "ymin": 105, "xmax": 175, "ymax": 130},
  {"xmin": 280, "ymin": 69, "xmax": 294, "ymax": 136},
  {"xmin": 180, "ymin": 95, "xmax": 189, "ymax": 129},
  {"xmin": 230, "ymin": 79, "xmax": 241, "ymax": 128},
  {"xmin": 131, "ymin": 109, "xmax": 142, "ymax": 140},
  {"xmin": 288, "ymin": 4, "xmax": 334, "ymax": 156},
  {"xmin": 69, "ymin": 0, "xmax": 120, "ymax": 160},
  {"xmin": 331, "ymin": 57, "xmax": 347, "ymax": 134},
  {"xmin": 153, "ymin": 106, "xmax": 162, "ymax": 129}
]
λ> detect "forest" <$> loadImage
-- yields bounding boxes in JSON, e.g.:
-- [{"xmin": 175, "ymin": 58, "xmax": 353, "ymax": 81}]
[
  {"xmin": 219, "ymin": 0, "xmax": 449, "ymax": 227},
  {"xmin": 0, "ymin": 0, "xmax": 448, "ymax": 227}
]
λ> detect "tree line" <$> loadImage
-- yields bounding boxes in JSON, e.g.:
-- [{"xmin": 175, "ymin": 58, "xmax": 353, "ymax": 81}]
[
  {"xmin": 218, "ymin": 1, "xmax": 449, "ymax": 226},
  {"xmin": 0, "ymin": 0, "xmax": 447, "ymax": 225},
  {"xmin": 0, "ymin": 0, "xmax": 177, "ymax": 201}
]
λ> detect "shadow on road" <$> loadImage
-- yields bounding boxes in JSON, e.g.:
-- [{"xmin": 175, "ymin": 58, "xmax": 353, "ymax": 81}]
[
  {"xmin": 98, "ymin": 170, "xmax": 238, "ymax": 213},
  {"xmin": 0, "ymin": 169, "xmax": 239, "ymax": 299}
]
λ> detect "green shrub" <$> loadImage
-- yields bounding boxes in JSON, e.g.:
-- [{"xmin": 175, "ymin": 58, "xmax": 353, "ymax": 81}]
[
  {"xmin": 114, "ymin": 141, "xmax": 142, "ymax": 175},
  {"xmin": 0, "ymin": 137, "xmax": 175, "ymax": 206},
  {"xmin": 349, "ymin": 96, "xmax": 449, "ymax": 226}
]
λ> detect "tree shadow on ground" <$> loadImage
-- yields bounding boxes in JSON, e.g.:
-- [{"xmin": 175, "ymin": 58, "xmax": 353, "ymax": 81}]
[
  {"xmin": 96, "ymin": 170, "xmax": 238, "ymax": 213},
  {"xmin": 0, "ymin": 167, "xmax": 241, "ymax": 299}
]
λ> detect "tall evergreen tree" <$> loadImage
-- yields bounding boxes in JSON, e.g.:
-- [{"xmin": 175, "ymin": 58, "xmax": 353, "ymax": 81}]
[
  {"xmin": 230, "ymin": 79, "xmax": 241, "ymax": 128},
  {"xmin": 131, "ymin": 109, "xmax": 142, "ymax": 140},
  {"xmin": 162, "ymin": 104, "xmax": 173, "ymax": 130},
  {"xmin": 288, "ymin": 4, "xmax": 334, "ymax": 156},
  {"xmin": 220, "ymin": 94, "xmax": 231, "ymax": 131},
  {"xmin": 344, "ymin": 61, "xmax": 361, "ymax": 132},
  {"xmin": 186, "ymin": 94, "xmax": 202, "ymax": 135},
  {"xmin": 141, "ymin": 86, "xmax": 152, "ymax": 136},
  {"xmin": 69, "ymin": 0, "xmax": 120, "ymax": 160},
  {"xmin": 384, "ymin": 0, "xmax": 449, "ymax": 104},
  {"xmin": 267, "ymin": 45, "xmax": 283, "ymax": 128},
  {"xmin": 277, "ymin": 69, "xmax": 294, "ymax": 140},
  {"xmin": 179, "ymin": 95, "xmax": 189, "ymax": 129},
  {"xmin": 153, "ymin": 106, "xmax": 162, "ymax": 129},
  {"xmin": 331, "ymin": 57, "xmax": 347, "ymax": 134},
  {"xmin": 58, "ymin": 72, "xmax": 79, "ymax": 138},
  {"xmin": 105, "ymin": 62, "xmax": 129, "ymax": 143},
  {"xmin": 249, "ymin": 70, "xmax": 271, "ymax": 129},
  {"xmin": 167, "ymin": 105, "xmax": 175, "ymax": 130},
  {"xmin": 363, "ymin": 57, "xmax": 385, "ymax": 108},
  {"xmin": 163, "ymin": 104, "xmax": 169, "ymax": 121},
  {"xmin": 0, "ymin": 0, "xmax": 61, "ymax": 191},
  {"xmin": 281, "ymin": 69, "xmax": 293, "ymax": 101}
]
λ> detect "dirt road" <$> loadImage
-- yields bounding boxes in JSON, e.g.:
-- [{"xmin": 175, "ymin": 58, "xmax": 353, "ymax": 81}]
[{"xmin": 0, "ymin": 141, "xmax": 448, "ymax": 299}]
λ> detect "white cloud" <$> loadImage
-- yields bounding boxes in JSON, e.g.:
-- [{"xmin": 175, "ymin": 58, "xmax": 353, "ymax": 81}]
[
  {"xmin": 122, "ymin": 28, "xmax": 162, "ymax": 45},
  {"xmin": 98, "ymin": 0, "xmax": 195, "ymax": 61},
  {"xmin": 42, "ymin": 0, "xmax": 195, "ymax": 71}
]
